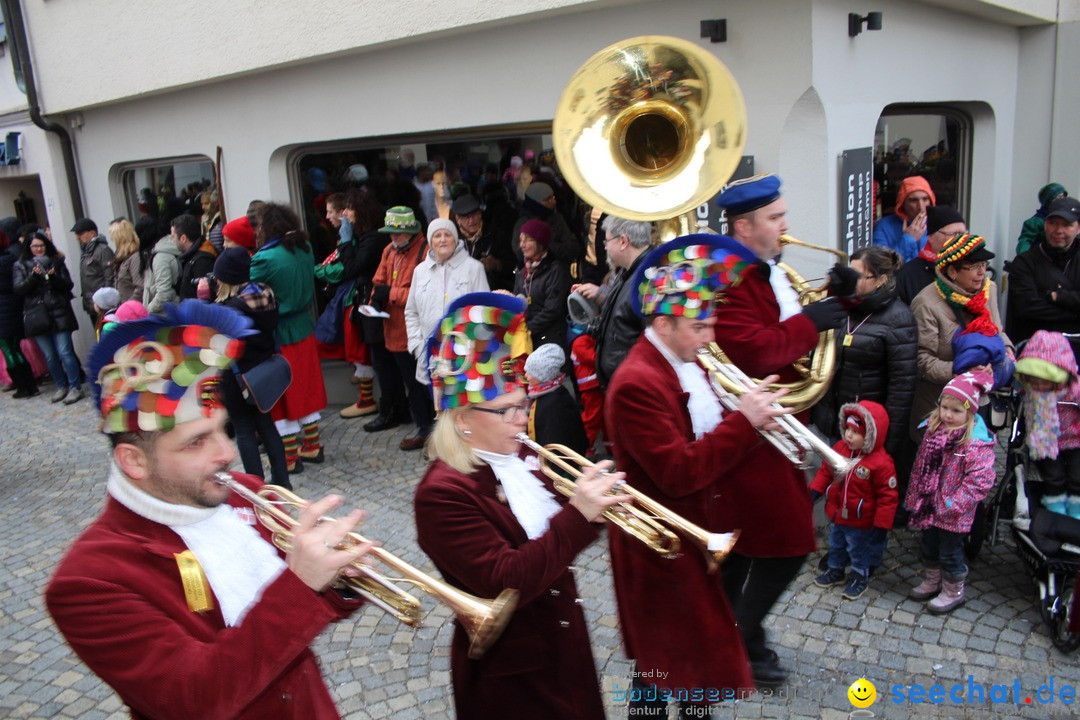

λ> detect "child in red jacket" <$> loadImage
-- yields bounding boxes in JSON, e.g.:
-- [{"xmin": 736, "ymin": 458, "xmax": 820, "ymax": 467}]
[{"xmin": 810, "ymin": 400, "xmax": 899, "ymax": 600}]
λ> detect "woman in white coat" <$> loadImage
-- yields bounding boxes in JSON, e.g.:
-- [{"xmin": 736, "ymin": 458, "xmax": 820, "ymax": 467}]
[{"xmin": 405, "ymin": 218, "xmax": 489, "ymax": 387}]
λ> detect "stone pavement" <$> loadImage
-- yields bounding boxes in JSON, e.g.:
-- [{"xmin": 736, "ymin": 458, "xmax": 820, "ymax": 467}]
[{"xmin": 2, "ymin": 360, "xmax": 1079, "ymax": 719}]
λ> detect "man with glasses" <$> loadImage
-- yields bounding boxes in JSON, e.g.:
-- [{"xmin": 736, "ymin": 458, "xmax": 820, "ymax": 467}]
[
  {"xmin": 451, "ymin": 193, "xmax": 516, "ymax": 291},
  {"xmin": 573, "ymin": 216, "xmax": 654, "ymax": 388},
  {"xmin": 1007, "ymin": 196, "xmax": 1080, "ymax": 344},
  {"xmin": 896, "ymin": 205, "xmax": 968, "ymax": 305}
]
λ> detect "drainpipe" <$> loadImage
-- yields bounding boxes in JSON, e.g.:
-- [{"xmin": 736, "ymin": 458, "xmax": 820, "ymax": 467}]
[{"xmin": 0, "ymin": 0, "xmax": 84, "ymax": 219}]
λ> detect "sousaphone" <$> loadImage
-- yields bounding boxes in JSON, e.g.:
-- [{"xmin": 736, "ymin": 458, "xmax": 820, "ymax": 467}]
[{"xmin": 553, "ymin": 35, "xmax": 746, "ymax": 237}]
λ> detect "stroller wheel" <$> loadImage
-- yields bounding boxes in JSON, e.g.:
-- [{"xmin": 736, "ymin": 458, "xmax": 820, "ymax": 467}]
[
  {"xmin": 964, "ymin": 500, "xmax": 987, "ymax": 562},
  {"xmin": 1049, "ymin": 577, "xmax": 1080, "ymax": 653}
]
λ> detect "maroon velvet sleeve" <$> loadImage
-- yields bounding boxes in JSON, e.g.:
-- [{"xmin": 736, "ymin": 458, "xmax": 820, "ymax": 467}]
[
  {"xmin": 713, "ymin": 272, "xmax": 820, "ymax": 378},
  {"xmin": 415, "ymin": 474, "xmax": 599, "ymax": 605}
]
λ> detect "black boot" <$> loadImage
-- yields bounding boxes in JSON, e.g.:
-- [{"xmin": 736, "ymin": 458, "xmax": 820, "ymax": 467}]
[{"xmin": 10, "ymin": 363, "xmax": 39, "ymax": 399}]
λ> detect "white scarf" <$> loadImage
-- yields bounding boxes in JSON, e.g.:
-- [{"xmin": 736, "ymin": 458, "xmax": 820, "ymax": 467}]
[
  {"xmin": 108, "ymin": 464, "xmax": 286, "ymax": 626},
  {"xmin": 767, "ymin": 259, "xmax": 803, "ymax": 321},
  {"xmin": 645, "ymin": 326, "xmax": 723, "ymax": 438},
  {"xmin": 474, "ymin": 449, "xmax": 562, "ymax": 540}
]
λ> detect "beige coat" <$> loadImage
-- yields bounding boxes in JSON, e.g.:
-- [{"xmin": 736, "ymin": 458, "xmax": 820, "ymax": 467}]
[{"xmin": 908, "ymin": 273, "xmax": 1012, "ymax": 438}]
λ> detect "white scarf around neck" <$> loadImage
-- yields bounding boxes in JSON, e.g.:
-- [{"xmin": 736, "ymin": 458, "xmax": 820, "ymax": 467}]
[
  {"xmin": 767, "ymin": 259, "xmax": 803, "ymax": 321},
  {"xmin": 108, "ymin": 464, "xmax": 286, "ymax": 626},
  {"xmin": 474, "ymin": 448, "xmax": 562, "ymax": 539},
  {"xmin": 645, "ymin": 326, "xmax": 723, "ymax": 438}
]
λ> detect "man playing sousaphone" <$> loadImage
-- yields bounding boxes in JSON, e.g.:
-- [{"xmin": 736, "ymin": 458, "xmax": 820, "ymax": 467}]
[
  {"xmin": 605, "ymin": 236, "xmax": 792, "ymax": 714},
  {"xmin": 45, "ymin": 301, "xmax": 374, "ymax": 719},
  {"xmin": 414, "ymin": 292, "xmax": 628, "ymax": 719},
  {"xmin": 711, "ymin": 174, "xmax": 858, "ymax": 686}
]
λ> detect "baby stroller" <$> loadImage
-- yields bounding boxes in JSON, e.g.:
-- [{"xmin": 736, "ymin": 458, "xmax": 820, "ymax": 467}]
[{"xmin": 982, "ymin": 376, "xmax": 1080, "ymax": 652}]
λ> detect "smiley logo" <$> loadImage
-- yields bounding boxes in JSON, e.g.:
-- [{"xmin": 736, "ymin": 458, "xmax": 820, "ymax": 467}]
[{"xmin": 848, "ymin": 678, "xmax": 876, "ymax": 708}]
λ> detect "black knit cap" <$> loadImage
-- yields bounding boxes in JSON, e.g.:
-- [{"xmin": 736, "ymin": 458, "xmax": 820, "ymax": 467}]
[
  {"xmin": 926, "ymin": 206, "xmax": 965, "ymax": 235},
  {"xmin": 213, "ymin": 247, "xmax": 251, "ymax": 286}
]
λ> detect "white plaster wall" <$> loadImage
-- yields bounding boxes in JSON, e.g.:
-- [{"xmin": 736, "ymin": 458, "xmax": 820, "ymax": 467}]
[
  {"xmin": 1050, "ymin": 19, "xmax": 1080, "ymax": 189},
  {"xmin": 0, "ymin": 42, "xmax": 28, "ymax": 115},
  {"xmin": 1010, "ymin": 24, "xmax": 1057, "ymax": 247},
  {"xmin": 809, "ymin": 0, "xmax": 1023, "ymax": 264},
  {"xmin": 23, "ymin": 0, "xmax": 646, "ymax": 113},
  {"xmin": 71, "ymin": 0, "xmax": 816, "ymax": 225}
]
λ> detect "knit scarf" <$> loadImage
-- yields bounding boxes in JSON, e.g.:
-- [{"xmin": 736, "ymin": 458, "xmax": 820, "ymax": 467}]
[
  {"xmin": 1022, "ymin": 389, "xmax": 1063, "ymax": 460},
  {"xmin": 934, "ymin": 277, "xmax": 997, "ymax": 337},
  {"xmin": 527, "ymin": 374, "xmax": 565, "ymax": 399},
  {"xmin": 522, "ymin": 253, "xmax": 546, "ymax": 298},
  {"xmin": 907, "ymin": 424, "xmax": 966, "ymax": 524}
]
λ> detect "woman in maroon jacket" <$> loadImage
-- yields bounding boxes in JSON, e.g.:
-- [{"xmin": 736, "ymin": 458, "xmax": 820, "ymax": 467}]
[{"xmin": 414, "ymin": 292, "xmax": 626, "ymax": 720}]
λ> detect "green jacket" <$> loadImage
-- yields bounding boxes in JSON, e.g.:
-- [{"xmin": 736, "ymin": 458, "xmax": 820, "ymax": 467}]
[
  {"xmin": 250, "ymin": 240, "xmax": 316, "ymax": 345},
  {"xmin": 1016, "ymin": 213, "xmax": 1045, "ymax": 257}
]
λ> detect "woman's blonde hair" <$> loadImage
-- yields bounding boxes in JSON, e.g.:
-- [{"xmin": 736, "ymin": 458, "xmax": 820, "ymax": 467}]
[
  {"xmin": 215, "ymin": 279, "xmax": 242, "ymax": 303},
  {"xmin": 109, "ymin": 219, "xmax": 139, "ymax": 261},
  {"xmin": 926, "ymin": 397, "xmax": 976, "ymax": 444},
  {"xmin": 428, "ymin": 408, "xmax": 482, "ymax": 474}
]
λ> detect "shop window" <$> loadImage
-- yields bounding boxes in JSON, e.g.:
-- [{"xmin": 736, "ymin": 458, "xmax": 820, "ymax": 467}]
[
  {"xmin": 874, "ymin": 107, "xmax": 970, "ymax": 218},
  {"xmin": 291, "ymin": 124, "xmax": 585, "ymax": 261},
  {"xmin": 117, "ymin": 157, "xmax": 216, "ymax": 224}
]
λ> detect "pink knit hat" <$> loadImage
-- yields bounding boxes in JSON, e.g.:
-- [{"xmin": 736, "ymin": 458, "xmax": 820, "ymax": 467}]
[
  {"xmin": 941, "ymin": 370, "xmax": 993, "ymax": 413},
  {"xmin": 114, "ymin": 299, "xmax": 149, "ymax": 322}
]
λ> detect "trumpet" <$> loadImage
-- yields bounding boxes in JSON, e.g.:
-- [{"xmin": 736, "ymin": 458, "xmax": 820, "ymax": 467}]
[
  {"xmin": 213, "ymin": 472, "xmax": 518, "ymax": 659},
  {"xmin": 514, "ymin": 435, "xmax": 739, "ymax": 574},
  {"xmin": 696, "ymin": 347, "xmax": 856, "ymax": 478}
]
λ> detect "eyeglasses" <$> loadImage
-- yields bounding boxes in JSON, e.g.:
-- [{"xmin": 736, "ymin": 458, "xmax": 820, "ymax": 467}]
[
  {"xmin": 471, "ymin": 401, "xmax": 532, "ymax": 423},
  {"xmin": 603, "ymin": 234, "xmax": 621, "ymax": 245},
  {"xmin": 958, "ymin": 261, "xmax": 988, "ymax": 272}
]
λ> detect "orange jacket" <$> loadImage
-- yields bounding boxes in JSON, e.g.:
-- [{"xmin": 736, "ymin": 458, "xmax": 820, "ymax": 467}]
[{"xmin": 371, "ymin": 234, "xmax": 428, "ymax": 352}]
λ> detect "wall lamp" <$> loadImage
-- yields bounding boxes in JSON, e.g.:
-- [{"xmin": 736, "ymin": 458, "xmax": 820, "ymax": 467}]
[
  {"xmin": 700, "ymin": 19, "xmax": 727, "ymax": 43},
  {"xmin": 848, "ymin": 12, "xmax": 883, "ymax": 37}
]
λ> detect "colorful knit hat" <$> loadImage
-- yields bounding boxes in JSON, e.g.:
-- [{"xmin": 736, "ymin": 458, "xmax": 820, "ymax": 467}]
[
  {"xmin": 427, "ymin": 292, "xmax": 532, "ymax": 411},
  {"xmin": 940, "ymin": 370, "xmax": 993, "ymax": 414},
  {"xmin": 378, "ymin": 206, "xmax": 421, "ymax": 234},
  {"xmin": 630, "ymin": 234, "xmax": 757, "ymax": 318},
  {"xmin": 88, "ymin": 300, "xmax": 255, "ymax": 433},
  {"xmin": 936, "ymin": 233, "xmax": 994, "ymax": 270}
]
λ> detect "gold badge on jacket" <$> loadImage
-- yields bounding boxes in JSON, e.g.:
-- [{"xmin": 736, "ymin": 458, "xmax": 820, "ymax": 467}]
[{"xmin": 174, "ymin": 550, "xmax": 214, "ymax": 613}]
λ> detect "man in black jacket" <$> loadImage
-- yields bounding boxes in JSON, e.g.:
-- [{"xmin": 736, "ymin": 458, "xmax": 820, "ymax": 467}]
[
  {"xmin": 1007, "ymin": 196, "xmax": 1080, "ymax": 344},
  {"xmin": 576, "ymin": 216, "xmax": 653, "ymax": 388},
  {"xmin": 172, "ymin": 214, "xmax": 217, "ymax": 299},
  {"xmin": 452, "ymin": 194, "xmax": 516, "ymax": 291}
]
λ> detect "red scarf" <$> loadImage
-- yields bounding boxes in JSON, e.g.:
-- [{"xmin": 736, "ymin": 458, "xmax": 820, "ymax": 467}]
[{"xmin": 918, "ymin": 242, "xmax": 937, "ymax": 263}]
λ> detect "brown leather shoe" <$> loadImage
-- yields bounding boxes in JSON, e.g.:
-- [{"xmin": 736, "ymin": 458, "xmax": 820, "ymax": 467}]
[{"xmin": 399, "ymin": 434, "xmax": 427, "ymax": 452}]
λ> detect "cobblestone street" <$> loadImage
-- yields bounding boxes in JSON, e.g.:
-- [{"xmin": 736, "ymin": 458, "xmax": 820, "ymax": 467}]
[{"xmin": 2, "ymin": 361, "xmax": 1079, "ymax": 719}]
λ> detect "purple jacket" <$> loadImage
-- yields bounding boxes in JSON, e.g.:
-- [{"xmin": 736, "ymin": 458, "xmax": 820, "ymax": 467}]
[{"xmin": 906, "ymin": 416, "xmax": 996, "ymax": 533}]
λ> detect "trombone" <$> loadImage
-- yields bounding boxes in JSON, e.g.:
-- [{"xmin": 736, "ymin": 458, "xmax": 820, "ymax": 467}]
[
  {"xmin": 514, "ymin": 435, "xmax": 739, "ymax": 574},
  {"xmin": 696, "ymin": 348, "xmax": 856, "ymax": 478},
  {"xmin": 213, "ymin": 472, "xmax": 518, "ymax": 659}
]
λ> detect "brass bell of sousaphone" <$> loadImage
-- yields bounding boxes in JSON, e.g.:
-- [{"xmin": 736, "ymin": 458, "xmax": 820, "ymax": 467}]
[{"xmin": 553, "ymin": 35, "xmax": 747, "ymax": 238}]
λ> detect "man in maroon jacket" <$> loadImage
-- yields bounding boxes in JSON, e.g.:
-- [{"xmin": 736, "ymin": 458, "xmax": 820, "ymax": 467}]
[
  {"xmin": 606, "ymin": 236, "xmax": 789, "ymax": 715},
  {"xmin": 45, "ymin": 302, "xmax": 371, "ymax": 720},
  {"xmin": 712, "ymin": 174, "xmax": 854, "ymax": 686}
]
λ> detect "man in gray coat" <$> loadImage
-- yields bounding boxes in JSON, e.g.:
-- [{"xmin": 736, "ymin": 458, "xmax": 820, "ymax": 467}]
[{"xmin": 72, "ymin": 218, "xmax": 115, "ymax": 325}]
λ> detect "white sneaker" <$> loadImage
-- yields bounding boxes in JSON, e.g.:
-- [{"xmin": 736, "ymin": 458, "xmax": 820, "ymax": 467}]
[
  {"xmin": 51, "ymin": 386, "xmax": 68, "ymax": 403},
  {"xmin": 62, "ymin": 387, "xmax": 85, "ymax": 405}
]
